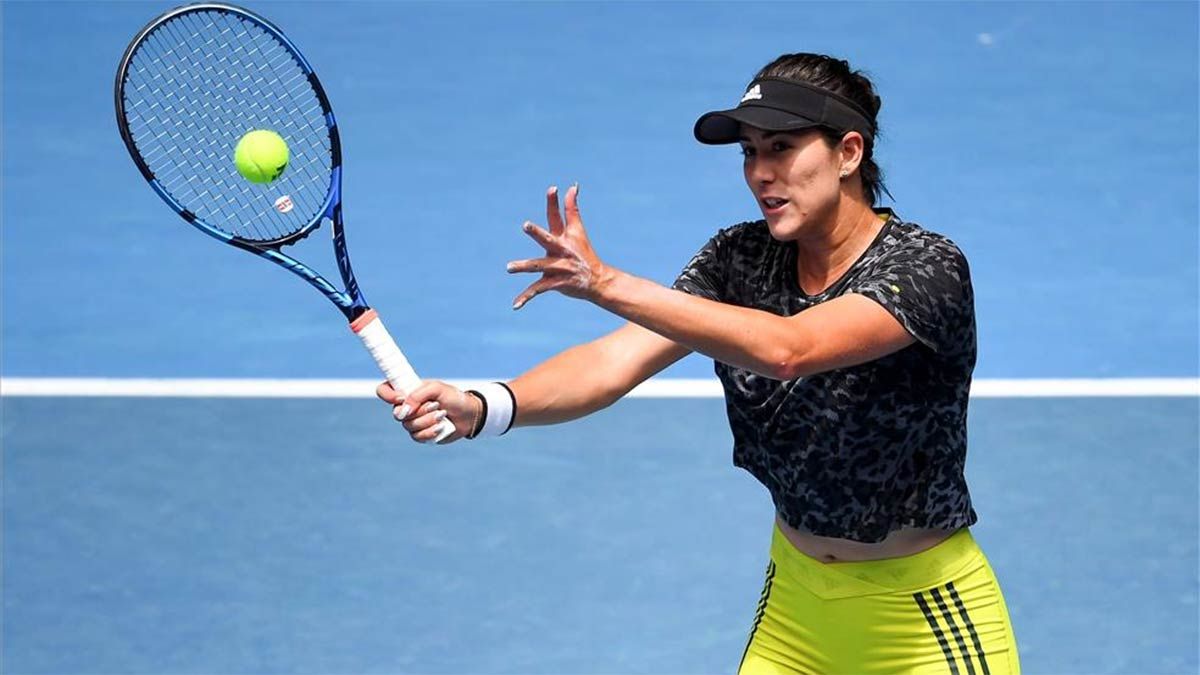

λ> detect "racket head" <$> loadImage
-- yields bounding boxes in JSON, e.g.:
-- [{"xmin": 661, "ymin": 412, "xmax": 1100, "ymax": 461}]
[{"xmin": 114, "ymin": 3, "xmax": 343, "ymax": 249}]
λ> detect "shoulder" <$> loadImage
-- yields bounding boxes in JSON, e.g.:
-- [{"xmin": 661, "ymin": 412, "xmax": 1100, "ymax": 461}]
[
  {"xmin": 849, "ymin": 213, "xmax": 978, "ymax": 355},
  {"xmin": 881, "ymin": 217, "xmax": 968, "ymax": 260},
  {"xmin": 708, "ymin": 219, "xmax": 770, "ymax": 248},
  {"xmin": 871, "ymin": 216, "xmax": 971, "ymax": 281},
  {"xmin": 701, "ymin": 220, "xmax": 780, "ymax": 269}
]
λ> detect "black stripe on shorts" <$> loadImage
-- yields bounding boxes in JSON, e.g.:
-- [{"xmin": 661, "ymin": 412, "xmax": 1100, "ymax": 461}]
[
  {"xmin": 914, "ymin": 590, "xmax": 960, "ymax": 674},
  {"xmin": 931, "ymin": 586, "xmax": 976, "ymax": 675},
  {"xmin": 739, "ymin": 560, "xmax": 776, "ymax": 670},
  {"xmin": 947, "ymin": 581, "xmax": 990, "ymax": 675}
]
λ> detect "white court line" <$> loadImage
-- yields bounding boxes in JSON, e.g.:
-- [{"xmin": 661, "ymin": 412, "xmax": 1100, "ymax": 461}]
[{"xmin": 0, "ymin": 378, "xmax": 1197, "ymax": 398}]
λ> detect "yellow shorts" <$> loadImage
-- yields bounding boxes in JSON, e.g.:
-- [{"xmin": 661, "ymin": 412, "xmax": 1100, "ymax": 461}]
[{"xmin": 739, "ymin": 525, "xmax": 1020, "ymax": 674}]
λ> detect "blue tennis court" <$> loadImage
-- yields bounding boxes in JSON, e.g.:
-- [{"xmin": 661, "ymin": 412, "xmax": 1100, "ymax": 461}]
[
  {"xmin": 2, "ymin": 2, "xmax": 1197, "ymax": 673},
  {"xmin": 2, "ymin": 397, "xmax": 1196, "ymax": 673}
]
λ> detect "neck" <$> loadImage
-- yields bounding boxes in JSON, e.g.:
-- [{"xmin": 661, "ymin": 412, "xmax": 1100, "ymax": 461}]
[{"xmin": 794, "ymin": 199, "xmax": 881, "ymax": 295}]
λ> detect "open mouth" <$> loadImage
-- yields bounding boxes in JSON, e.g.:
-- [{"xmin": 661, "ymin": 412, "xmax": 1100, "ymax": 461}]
[{"xmin": 761, "ymin": 197, "xmax": 789, "ymax": 212}]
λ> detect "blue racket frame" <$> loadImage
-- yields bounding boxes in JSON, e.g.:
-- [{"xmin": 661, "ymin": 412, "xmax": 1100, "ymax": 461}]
[{"xmin": 114, "ymin": 3, "xmax": 369, "ymax": 322}]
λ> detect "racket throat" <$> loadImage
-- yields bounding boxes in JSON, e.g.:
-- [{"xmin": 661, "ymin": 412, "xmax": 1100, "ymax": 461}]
[{"xmin": 330, "ymin": 200, "xmax": 369, "ymax": 317}]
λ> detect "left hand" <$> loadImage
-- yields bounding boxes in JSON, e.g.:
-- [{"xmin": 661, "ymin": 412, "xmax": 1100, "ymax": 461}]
[{"xmin": 507, "ymin": 184, "xmax": 611, "ymax": 310}]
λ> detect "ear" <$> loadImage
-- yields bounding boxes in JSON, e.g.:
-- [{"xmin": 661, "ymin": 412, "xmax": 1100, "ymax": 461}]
[{"xmin": 838, "ymin": 131, "xmax": 866, "ymax": 178}]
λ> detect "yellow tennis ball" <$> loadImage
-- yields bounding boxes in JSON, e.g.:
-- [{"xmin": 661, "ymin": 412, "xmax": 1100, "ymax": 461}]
[{"xmin": 234, "ymin": 129, "xmax": 289, "ymax": 184}]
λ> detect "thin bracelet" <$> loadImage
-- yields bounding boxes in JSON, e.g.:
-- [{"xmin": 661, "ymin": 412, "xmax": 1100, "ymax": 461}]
[{"xmin": 465, "ymin": 390, "xmax": 487, "ymax": 440}]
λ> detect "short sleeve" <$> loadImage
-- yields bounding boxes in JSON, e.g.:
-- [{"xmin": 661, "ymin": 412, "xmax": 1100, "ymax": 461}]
[
  {"xmin": 672, "ymin": 229, "xmax": 731, "ymax": 302},
  {"xmin": 850, "ymin": 237, "xmax": 975, "ymax": 355}
]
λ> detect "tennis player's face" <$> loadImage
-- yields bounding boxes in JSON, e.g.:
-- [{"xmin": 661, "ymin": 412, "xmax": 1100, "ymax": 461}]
[{"xmin": 740, "ymin": 127, "xmax": 842, "ymax": 240}]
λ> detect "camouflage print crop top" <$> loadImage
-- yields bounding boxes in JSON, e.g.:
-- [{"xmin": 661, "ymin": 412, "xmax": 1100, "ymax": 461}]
[{"xmin": 672, "ymin": 210, "xmax": 978, "ymax": 543}]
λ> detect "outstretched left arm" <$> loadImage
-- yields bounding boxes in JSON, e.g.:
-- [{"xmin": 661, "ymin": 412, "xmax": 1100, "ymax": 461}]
[
  {"xmin": 508, "ymin": 185, "xmax": 914, "ymax": 380},
  {"xmin": 594, "ymin": 273, "xmax": 912, "ymax": 380}
]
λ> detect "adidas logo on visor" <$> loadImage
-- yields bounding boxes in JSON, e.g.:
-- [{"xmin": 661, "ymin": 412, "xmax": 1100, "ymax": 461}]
[{"xmin": 740, "ymin": 84, "xmax": 762, "ymax": 103}]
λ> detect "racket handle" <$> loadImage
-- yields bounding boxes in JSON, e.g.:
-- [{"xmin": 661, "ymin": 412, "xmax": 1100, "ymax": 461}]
[{"xmin": 350, "ymin": 309, "xmax": 455, "ymax": 443}]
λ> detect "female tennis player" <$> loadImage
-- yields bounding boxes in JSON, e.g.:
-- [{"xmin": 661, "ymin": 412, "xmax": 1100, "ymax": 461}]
[{"xmin": 380, "ymin": 53, "xmax": 1020, "ymax": 673}]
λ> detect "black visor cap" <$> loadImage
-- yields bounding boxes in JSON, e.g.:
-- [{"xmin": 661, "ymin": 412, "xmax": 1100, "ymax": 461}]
[{"xmin": 694, "ymin": 77, "xmax": 875, "ymax": 146}]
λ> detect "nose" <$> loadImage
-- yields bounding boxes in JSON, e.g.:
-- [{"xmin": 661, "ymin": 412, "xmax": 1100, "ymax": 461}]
[{"xmin": 745, "ymin": 155, "xmax": 774, "ymax": 185}]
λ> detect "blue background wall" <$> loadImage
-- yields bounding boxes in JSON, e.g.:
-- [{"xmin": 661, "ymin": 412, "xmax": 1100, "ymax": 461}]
[{"xmin": 3, "ymin": 1, "xmax": 1197, "ymax": 380}]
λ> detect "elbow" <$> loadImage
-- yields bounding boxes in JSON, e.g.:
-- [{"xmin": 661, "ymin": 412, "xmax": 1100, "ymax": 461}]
[
  {"xmin": 768, "ymin": 361, "xmax": 806, "ymax": 382},
  {"xmin": 595, "ymin": 379, "xmax": 629, "ymax": 410},
  {"xmin": 755, "ymin": 320, "xmax": 818, "ymax": 381},
  {"xmin": 764, "ymin": 349, "xmax": 810, "ymax": 381}
]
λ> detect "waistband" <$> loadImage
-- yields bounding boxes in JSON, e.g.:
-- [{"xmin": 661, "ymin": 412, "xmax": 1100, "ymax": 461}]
[{"xmin": 769, "ymin": 524, "xmax": 985, "ymax": 600}]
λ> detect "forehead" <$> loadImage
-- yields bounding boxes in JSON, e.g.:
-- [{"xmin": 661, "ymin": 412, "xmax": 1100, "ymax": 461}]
[{"xmin": 737, "ymin": 126, "xmax": 822, "ymax": 143}]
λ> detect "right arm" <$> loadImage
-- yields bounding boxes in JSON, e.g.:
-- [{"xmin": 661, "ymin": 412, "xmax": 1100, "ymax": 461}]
[
  {"xmin": 508, "ymin": 321, "xmax": 690, "ymax": 427},
  {"xmin": 377, "ymin": 322, "xmax": 690, "ymax": 442}
]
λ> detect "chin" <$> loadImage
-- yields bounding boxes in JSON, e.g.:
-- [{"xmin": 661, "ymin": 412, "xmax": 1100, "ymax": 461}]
[{"xmin": 764, "ymin": 215, "xmax": 804, "ymax": 242}]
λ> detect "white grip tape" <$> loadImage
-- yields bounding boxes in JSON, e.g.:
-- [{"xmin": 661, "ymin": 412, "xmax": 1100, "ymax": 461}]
[{"xmin": 355, "ymin": 313, "xmax": 455, "ymax": 443}]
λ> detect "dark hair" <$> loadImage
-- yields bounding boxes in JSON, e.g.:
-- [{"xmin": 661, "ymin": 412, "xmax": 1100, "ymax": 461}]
[{"xmin": 755, "ymin": 53, "xmax": 890, "ymax": 205}]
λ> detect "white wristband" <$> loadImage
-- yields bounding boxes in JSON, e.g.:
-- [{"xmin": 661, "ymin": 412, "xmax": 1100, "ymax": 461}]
[{"xmin": 473, "ymin": 382, "xmax": 515, "ymax": 437}]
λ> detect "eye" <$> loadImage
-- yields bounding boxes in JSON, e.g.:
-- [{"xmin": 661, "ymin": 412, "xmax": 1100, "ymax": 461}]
[
  {"xmin": 770, "ymin": 140, "xmax": 791, "ymax": 153},
  {"xmin": 739, "ymin": 145, "xmax": 756, "ymax": 158}
]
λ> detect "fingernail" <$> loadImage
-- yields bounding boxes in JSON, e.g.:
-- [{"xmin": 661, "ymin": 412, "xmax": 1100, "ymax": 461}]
[
  {"xmin": 397, "ymin": 404, "xmax": 412, "ymax": 420},
  {"xmin": 512, "ymin": 300, "xmax": 521, "ymax": 310},
  {"xmin": 549, "ymin": 185, "xmax": 558, "ymax": 194},
  {"xmin": 421, "ymin": 401, "xmax": 440, "ymax": 414},
  {"xmin": 434, "ymin": 410, "xmax": 447, "ymax": 421},
  {"xmin": 506, "ymin": 262, "xmax": 515, "ymax": 272},
  {"xmin": 523, "ymin": 222, "xmax": 533, "ymax": 232}
]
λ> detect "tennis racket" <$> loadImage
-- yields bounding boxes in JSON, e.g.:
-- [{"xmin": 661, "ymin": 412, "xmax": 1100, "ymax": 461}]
[{"xmin": 114, "ymin": 2, "xmax": 454, "ymax": 441}]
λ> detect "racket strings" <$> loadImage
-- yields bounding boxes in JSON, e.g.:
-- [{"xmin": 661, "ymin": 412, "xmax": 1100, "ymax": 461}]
[
  {"xmin": 132, "ymin": 13, "xmax": 329, "ymax": 240},
  {"xmin": 133, "ymin": 12, "xmax": 329, "ymax": 237},
  {"xmin": 216, "ymin": 15, "xmax": 333, "ymax": 214},
  {"xmin": 121, "ymin": 9, "xmax": 334, "ymax": 244},
  {"xmin": 151, "ymin": 15, "xmax": 325, "ymax": 239},
  {"xmin": 126, "ymin": 52, "xmax": 312, "ymax": 242},
  {"xmin": 126, "ymin": 22, "xmax": 292, "ymax": 240}
]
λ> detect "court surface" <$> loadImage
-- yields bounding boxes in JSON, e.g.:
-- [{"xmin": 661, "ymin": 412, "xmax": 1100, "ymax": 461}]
[
  {"xmin": 2, "ymin": 397, "xmax": 1196, "ymax": 673},
  {"xmin": 2, "ymin": 1, "xmax": 1197, "ymax": 673}
]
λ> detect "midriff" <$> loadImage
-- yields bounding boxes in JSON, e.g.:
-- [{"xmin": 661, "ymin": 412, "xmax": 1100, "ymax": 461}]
[{"xmin": 776, "ymin": 514, "xmax": 958, "ymax": 563}]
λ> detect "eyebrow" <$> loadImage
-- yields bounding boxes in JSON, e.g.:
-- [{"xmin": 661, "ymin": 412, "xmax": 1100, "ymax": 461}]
[{"xmin": 737, "ymin": 131, "xmax": 789, "ymax": 143}]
